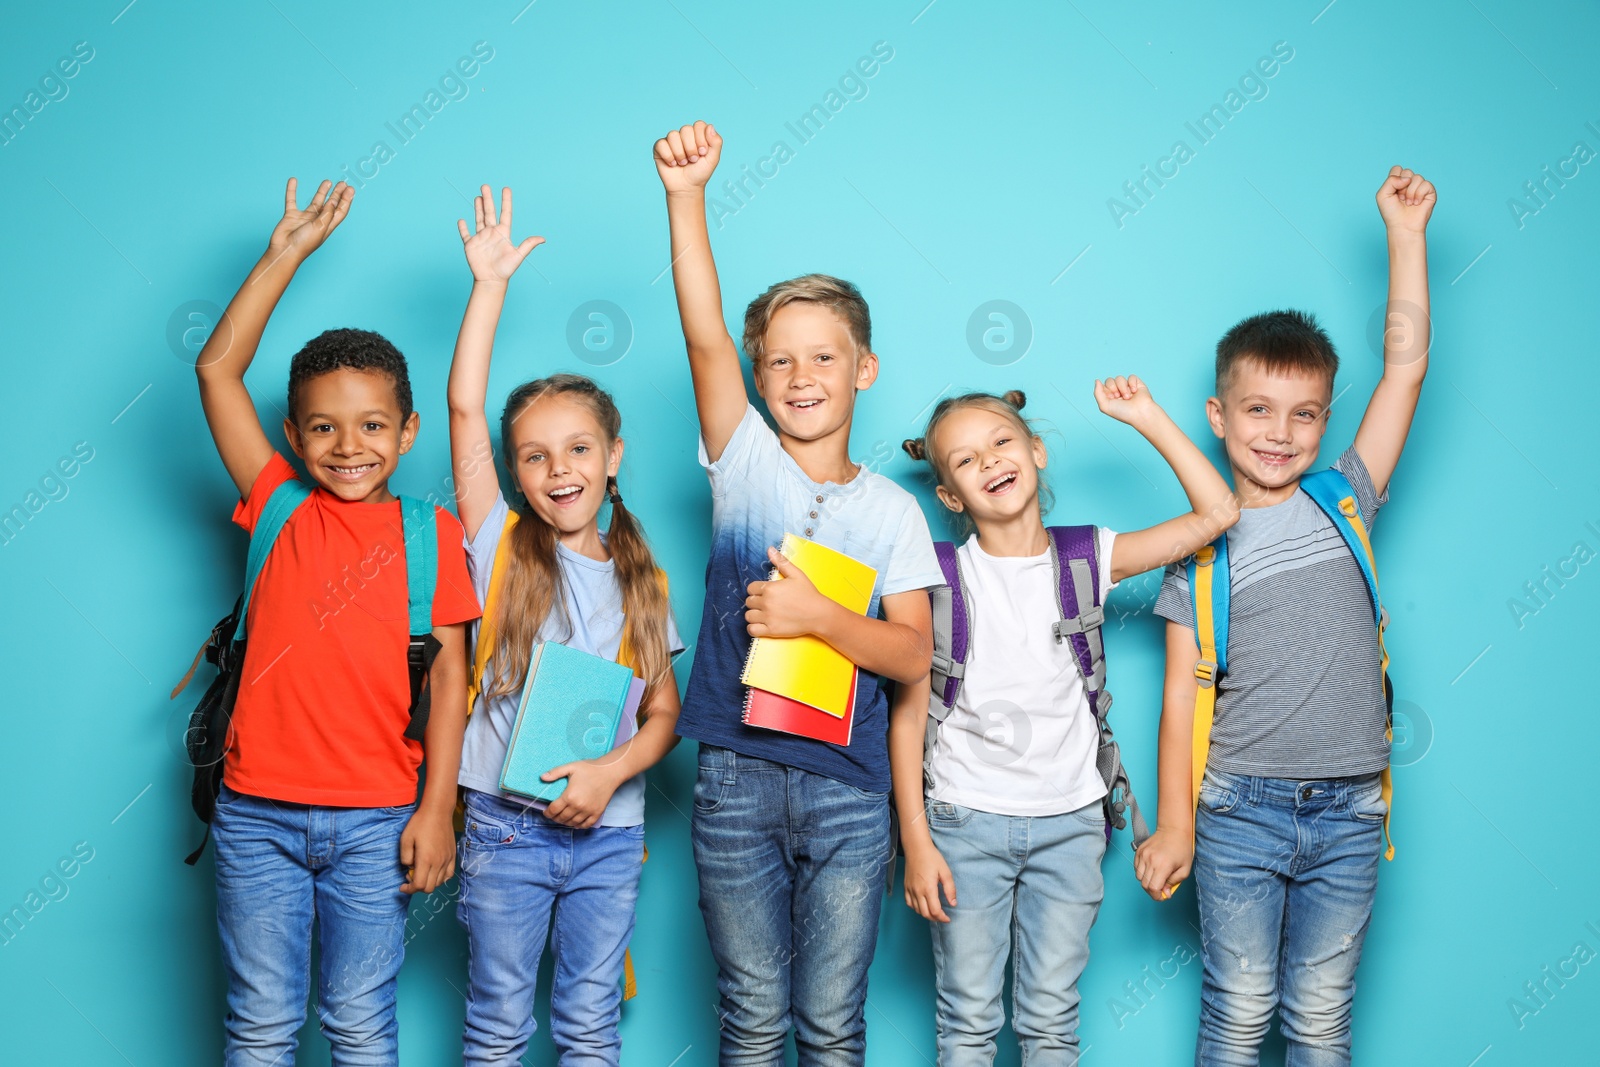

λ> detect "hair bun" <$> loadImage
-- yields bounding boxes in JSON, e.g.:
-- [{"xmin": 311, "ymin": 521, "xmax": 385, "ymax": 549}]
[
  {"xmin": 901, "ymin": 437, "xmax": 927, "ymax": 461},
  {"xmin": 1002, "ymin": 389, "xmax": 1027, "ymax": 411}
]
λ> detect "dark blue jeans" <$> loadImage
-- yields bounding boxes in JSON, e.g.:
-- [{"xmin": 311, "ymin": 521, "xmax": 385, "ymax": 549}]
[
  {"xmin": 1193, "ymin": 771, "xmax": 1386, "ymax": 1067},
  {"xmin": 212, "ymin": 785, "xmax": 413, "ymax": 1067},
  {"xmin": 691, "ymin": 745, "xmax": 892, "ymax": 1066}
]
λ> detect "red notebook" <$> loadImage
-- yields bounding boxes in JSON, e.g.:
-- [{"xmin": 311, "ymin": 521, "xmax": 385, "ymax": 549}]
[{"xmin": 742, "ymin": 670, "xmax": 857, "ymax": 746}]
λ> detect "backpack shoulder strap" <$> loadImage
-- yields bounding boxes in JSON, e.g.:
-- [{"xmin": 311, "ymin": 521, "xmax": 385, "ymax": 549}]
[
  {"xmin": 233, "ymin": 479, "xmax": 313, "ymax": 642},
  {"xmin": 1186, "ymin": 536, "xmax": 1229, "ymax": 816},
  {"xmin": 468, "ymin": 511, "xmax": 520, "ymax": 719},
  {"xmin": 1300, "ymin": 468, "xmax": 1396, "ymax": 861},
  {"xmin": 928, "ymin": 541, "xmax": 968, "ymax": 712},
  {"xmin": 400, "ymin": 496, "xmax": 443, "ymax": 742},
  {"xmin": 1045, "ymin": 525, "xmax": 1106, "ymax": 705}
]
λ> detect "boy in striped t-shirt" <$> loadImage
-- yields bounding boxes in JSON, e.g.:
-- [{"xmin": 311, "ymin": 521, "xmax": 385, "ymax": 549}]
[{"xmin": 1136, "ymin": 166, "xmax": 1437, "ymax": 1066}]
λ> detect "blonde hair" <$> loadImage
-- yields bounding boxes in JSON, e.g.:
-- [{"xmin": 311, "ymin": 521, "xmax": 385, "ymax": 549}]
[
  {"xmin": 742, "ymin": 273, "xmax": 871, "ymax": 364},
  {"xmin": 902, "ymin": 389, "xmax": 1054, "ymax": 533},
  {"xmin": 488, "ymin": 374, "xmax": 673, "ymax": 709}
]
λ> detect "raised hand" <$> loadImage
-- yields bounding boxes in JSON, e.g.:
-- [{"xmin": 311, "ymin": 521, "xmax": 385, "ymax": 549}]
[
  {"xmin": 1094, "ymin": 374, "xmax": 1159, "ymax": 427},
  {"xmin": 654, "ymin": 120, "xmax": 723, "ymax": 195},
  {"xmin": 1375, "ymin": 165, "xmax": 1437, "ymax": 234},
  {"xmin": 268, "ymin": 178, "xmax": 354, "ymax": 260},
  {"xmin": 458, "ymin": 184, "xmax": 544, "ymax": 283}
]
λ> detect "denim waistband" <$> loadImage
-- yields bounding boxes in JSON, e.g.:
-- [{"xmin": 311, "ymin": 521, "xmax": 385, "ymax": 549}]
[{"xmin": 1207, "ymin": 770, "xmax": 1382, "ymax": 806}]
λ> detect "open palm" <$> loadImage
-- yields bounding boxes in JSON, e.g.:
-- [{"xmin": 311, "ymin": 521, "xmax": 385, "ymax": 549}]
[
  {"xmin": 268, "ymin": 178, "xmax": 354, "ymax": 258},
  {"xmin": 458, "ymin": 185, "xmax": 544, "ymax": 282}
]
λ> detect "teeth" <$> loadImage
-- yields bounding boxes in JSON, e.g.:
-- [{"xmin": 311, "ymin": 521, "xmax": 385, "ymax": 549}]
[
  {"xmin": 986, "ymin": 472, "xmax": 1016, "ymax": 491},
  {"xmin": 550, "ymin": 486, "xmax": 581, "ymax": 498},
  {"xmin": 792, "ymin": 400, "xmax": 820, "ymax": 408}
]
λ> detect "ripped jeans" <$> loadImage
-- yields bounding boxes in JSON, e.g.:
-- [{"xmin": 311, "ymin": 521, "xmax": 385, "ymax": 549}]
[{"xmin": 1192, "ymin": 771, "xmax": 1386, "ymax": 1067}]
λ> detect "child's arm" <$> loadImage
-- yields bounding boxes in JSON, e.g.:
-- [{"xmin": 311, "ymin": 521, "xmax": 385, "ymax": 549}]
[
  {"xmin": 654, "ymin": 121, "xmax": 748, "ymax": 461},
  {"xmin": 1094, "ymin": 376, "xmax": 1241, "ymax": 582},
  {"xmin": 744, "ymin": 550, "xmax": 933, "ymax": 686},
  {"xmin": 402, "ymin": 620, "xmax": 469, "ymax": 894},
  {"xmin": 1354, "ymin": 166, "xmax": 1436, "ymax": 497},
  {"xmin": 542, "ymin": 666, "xmax": 683, "ymax": 829},
  {"xmin": 447, "ymin": 186, "xmax": 545, "ymax": 541},
  {"xmin": 196, "ymin": 179, "xmax": 355, "ymax": 497},
  {"xmin": 1133, "ymin": 621, "xmax": 1200, "ymax": 902},
  {"xmin": 889, "ymin": 673, "xmax": 957, "ymax": 922}
]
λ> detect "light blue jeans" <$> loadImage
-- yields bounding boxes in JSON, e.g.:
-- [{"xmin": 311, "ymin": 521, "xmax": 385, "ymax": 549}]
[
  {"xmin": 1193, "ymin": 771, "xmax": 1386, "ymax": 1067},
  {"xmin": 927, "ymin": 799, "xmax": 1107, "ymax": 1067},
  {"xmin": 212, "ymin": 784, "xmax": 414, "ymax": 1067},
  {"xmin": 692, "ymin": 744, "xmax": 893, "ymax": 1066},
  {"xmin": 456, "ymin": 788, "xmax": 644, "ymax": 1067}
]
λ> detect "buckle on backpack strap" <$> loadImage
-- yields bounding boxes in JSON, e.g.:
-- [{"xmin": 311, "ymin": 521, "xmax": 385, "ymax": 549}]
[
  {"xmin": 1196, "ymin": 545, "xmax": 1216, "ymax": 566},
  {"xmin": 407, "ymin": 635, "xmax": 427, "ymax": 670},
  {"xmin": 1193, "ymin": 658, "xmax": 1217, "ymax": 687},
  {"xmin": 1053, "ymin": 605, "xmax": 1105, "ymax": 642}
]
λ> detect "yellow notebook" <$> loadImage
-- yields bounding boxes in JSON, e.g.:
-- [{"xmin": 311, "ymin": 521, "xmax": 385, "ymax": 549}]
[{"xmin": 740, "ymin": 534, "xmax": 878, "ymax": 719}]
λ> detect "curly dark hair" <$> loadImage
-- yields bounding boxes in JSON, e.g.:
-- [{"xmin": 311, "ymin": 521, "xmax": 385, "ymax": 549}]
[
  {"xmin": 1215, "ymin": 309, "xmax": 1338, "ymax": 397},
  {"xmin": 286, "ymin": 328, "xmax": 413, "ymax": 422}
]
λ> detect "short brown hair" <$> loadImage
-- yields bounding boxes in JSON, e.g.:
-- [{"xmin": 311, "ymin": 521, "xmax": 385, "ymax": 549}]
[
  {"xmin": 742, "ymin": 273, "xmax": 871, "ymax": 364},
  {"xmin": 1215, "ymin": 309, "xmax": 1338, "ymax": 396}
]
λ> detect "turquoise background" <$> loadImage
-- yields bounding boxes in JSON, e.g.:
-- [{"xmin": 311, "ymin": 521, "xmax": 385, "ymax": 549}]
[{"xmin": 2, "ymin": 0, "xmax": 1597, "ymax": 1063}]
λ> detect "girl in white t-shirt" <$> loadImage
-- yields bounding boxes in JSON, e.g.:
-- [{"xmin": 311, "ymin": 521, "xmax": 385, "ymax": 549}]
[{"xmin": 892, "ymin": 381, "xmax": 1237, "ymax": 1064}]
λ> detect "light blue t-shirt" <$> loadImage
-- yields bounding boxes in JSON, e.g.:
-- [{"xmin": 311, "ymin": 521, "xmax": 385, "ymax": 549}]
[
  {"xmin": 678, "ymin": 403, "xmax": 943, "ymax": 793},
  {"xmin": 458, "ymin": 492, "xmax": 683, "ymax": 827}
]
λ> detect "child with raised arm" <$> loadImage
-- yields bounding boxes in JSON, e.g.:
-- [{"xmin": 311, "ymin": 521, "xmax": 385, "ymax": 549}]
[
  {"xmin": 446, "ymin": 187, "xmax": 684, "ymax": 1066},
  {"xmin": 654, "ymin": 121, "xmax": 944, "ymax": 1065},
  {"xmin": 891, "ymin": 380, "xmax": 1238, "ymax": 1066},
  {"xmin": 1135, "ymin": 167, "xmax": 1436, "ymax": 1066},
  {"xmin": 193, "ymin": 179, "xmax": 480, "ymax": 1065}
]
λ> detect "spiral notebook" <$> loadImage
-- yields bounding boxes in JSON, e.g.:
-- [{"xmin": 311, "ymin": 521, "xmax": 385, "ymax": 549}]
[
  {"xmin": 739, "ymin": 534, "xmax": 876, "ymax": 719},
  {"xmin": 743, "ymin": 669, "xmax": 857, "ymax": 746},
  {"xmin": 499, "ymin": 641, "xmax": 645, "ymax": 803}
]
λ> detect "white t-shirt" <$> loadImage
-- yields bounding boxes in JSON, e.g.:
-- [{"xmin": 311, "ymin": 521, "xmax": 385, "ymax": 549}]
[{"xmin": 925, "ymin": 529, "xmax": 1118, "ymax": 817}]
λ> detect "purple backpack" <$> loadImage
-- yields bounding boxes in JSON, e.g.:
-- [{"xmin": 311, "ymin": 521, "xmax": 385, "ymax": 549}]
[{"xmin": 927, "ymin": 526, "xmax": 1149, "ymax": 846}]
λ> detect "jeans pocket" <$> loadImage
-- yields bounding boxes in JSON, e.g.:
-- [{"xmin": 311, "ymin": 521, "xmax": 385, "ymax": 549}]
[
  {"xmin": 1073, "ymin": 798, "xmax": 1108, "ymax": 827},
  {"xmin": 1350, "ymin": 776, "xmax": 1388, "ymax": 822},
  {"xmin": 693, "ymin": 763, "xmax": 729, "ymax": 815},
  {"xmin": 463, "ymin": 805, "xmax": 517, "ymax": 849},
  {"xmin": 1198, "ymin": 771, "xmax": 1241, "ymax": 815},
  {"xmin": 926, "ymin": 801, "xmax": 972, "ymax": 828}
]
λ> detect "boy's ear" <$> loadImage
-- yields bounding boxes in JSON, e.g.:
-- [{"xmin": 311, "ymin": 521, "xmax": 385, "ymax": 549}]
[
  {"xmin": 1205, "ymin": 396, "xmax": 1226, "ymax": 439},
  {"xmin": 607, "ymin": 436, "xmax": 624, "ymax": 478},
  {"xmin": 935, "ymin": 483, "xmax": 963, "ymax": 514},
  {"xmin": 854, "ymin": 349, "xmax": 879, "ymax": 391},
  {"xmin": 282, "ymin": 417, "xmax": 305, "ymax": 458},
  {"xmin": 398, "ymin": 411, "xmax": 421, "ymax": 455}
]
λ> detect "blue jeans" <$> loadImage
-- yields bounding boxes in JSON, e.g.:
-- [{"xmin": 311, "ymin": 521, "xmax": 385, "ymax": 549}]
[
  {"xmin": 692, "ymin": 745, "xmax": 892, "ymax": 1066},
  {"xmin": 212, "ymin": 785, "xmax": 413, "ymax": 1067},
  {"xmin": 1193, "ymin": 771, "xmax": 1386, "ymax": 1067},
  {"xmin": 927, "ymin": 800, "xmax": 1107, "ymax": 1067},
  {"xmin": 456, "ymin": 789, "xmax": 644, "ymax": 1067}
]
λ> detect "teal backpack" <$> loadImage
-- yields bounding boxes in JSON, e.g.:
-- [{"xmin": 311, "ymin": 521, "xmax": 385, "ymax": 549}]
[{"xmin": 172, "ymin": 480, "xmax": 440, "ymax": 863}]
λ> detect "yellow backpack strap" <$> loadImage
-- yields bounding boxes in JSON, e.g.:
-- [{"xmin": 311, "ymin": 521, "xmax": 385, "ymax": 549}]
[
  {"xmin": 1189, "ymin": 544, "xmax": 1222, "ymax": 819},
  {"xmin": 613, "ymin": 567, "xmax": 666, "ymax": 1001},
  {"xmin": 467, "ymin": 511, "xmax": 520, "ymax": 720},
  {"xmin": 1333, "ymin": 494, "xmax": 1396, "ymax": 862}
]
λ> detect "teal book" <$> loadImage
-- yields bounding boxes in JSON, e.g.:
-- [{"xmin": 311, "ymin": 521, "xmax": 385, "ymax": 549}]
[{"xmin": 499, "ymin": 641, "xmax": 642, "ymax": 803}]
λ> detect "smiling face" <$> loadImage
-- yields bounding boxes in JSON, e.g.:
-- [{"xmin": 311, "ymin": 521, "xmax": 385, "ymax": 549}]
[
  {"xmin": 752, "ymin": 302, "xmax": 877, "ymax": 444},
  {"xmin": 931, "ymin": 403, "xmax": 1048, "ymax": 531},
  {"xmin": 284, "ymin": 368, "xmax": 417, "ymax": 503},
  {"xmin": 1207, "ymin": 358, "xmax": 1332, "ymax": 502},
  {"xmin": 505, "ymin": 393, "xmax": 623, "ymax": 540}
]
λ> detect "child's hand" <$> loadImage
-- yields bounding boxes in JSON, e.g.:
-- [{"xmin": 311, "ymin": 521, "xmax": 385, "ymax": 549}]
[
  {"xmin": 1133, "ymin": 825, "xmax": 1193, "ymax": 902},
  {"xmin": 268, "ymin": 178, "xmax": 354, "ymax": 261},
  {"xmin": 399, "ymin": 807, "xmax": 456, "ymax": 895},
  {"xmin": 903, "ymin": 839, "xmax": 957, "ymax": 923},
  {"xmin": 653, "ymin": 120, "xmax": 723, "ymax": 195},
  {"xmin": 1375, "ymin": 166, "xmax": 1437, "ymax": 235},
  {"xmin": 745, "ymin": 547, "xmax": 833, "ymax": 639},
  {"xmin": 541, "ymin": 758, "xmax": 625, "ymax": 829},
  {"xmin": 458, "ymin": 184, "xmax": 544, "ymax": 284},
  {"xmin": 1094, "ymin": 375, "xmax": 1159, "ymax": 428}
]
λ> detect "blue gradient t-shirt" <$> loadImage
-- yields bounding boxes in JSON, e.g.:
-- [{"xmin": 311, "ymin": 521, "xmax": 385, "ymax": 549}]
[{"xmin": 678, "ymin": 404, "xmax": 942, "ymax": 792}]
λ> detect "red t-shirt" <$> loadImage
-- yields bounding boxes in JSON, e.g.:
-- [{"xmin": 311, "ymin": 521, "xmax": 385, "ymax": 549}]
[{"xmin": 225, "ymin": 453, "xmax": 481, "ymax": 806}]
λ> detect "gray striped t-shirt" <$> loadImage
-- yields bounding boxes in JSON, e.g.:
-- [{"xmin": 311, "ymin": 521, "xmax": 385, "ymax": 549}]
[{"xmin": 1154, "ymin": 446, "xmax": 1390, "ymax": 778}]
